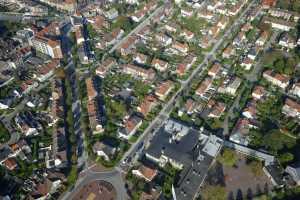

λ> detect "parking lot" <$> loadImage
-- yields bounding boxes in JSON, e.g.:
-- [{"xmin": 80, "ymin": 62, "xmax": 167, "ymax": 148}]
[{"xmin": 223, "ymin": 154, "xmax": 272, "ymax": 199}]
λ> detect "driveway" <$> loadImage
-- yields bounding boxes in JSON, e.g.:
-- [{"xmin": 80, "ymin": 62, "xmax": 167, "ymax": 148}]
[{"xmin": 60, "ymin": 169, "xmax": 127, "ymax": 200}]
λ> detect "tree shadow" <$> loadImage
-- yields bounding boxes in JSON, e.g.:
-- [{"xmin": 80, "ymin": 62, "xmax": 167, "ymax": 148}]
[
  {"xmin": 256, "ymin": 184, "xmax": 262, "ymax": 196},
  {"xmin": 246, "ymin": 188, "xmax": 253, "ymax": 200},
  {"xmin": 236, "ymin": 189, "xmax": 243, "ymax": 200},
  {"xmin": 227, "ymin": 191, "xmax": 234, "ymax": 200},
  {"xmin": 264, "ymin": 182, "xmax": 269, "ymax": 194},
  {"xmin": 206, "ymin": 162, "xmax": 226, "ymax": 186}
]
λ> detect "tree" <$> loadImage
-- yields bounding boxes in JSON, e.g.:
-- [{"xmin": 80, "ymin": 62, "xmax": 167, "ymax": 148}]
[
  {"xmin": 86, "ymin": 24, "xmax": 97, "ymax": 39},
  {"xmin": 274, "ymin": 59, "xmax": 285, "ymax": 73},
  {"xmin": 201, "ymin": 185, "xmax": 227, "ymax": 200},
  {"xmin": 279, "ymin": 153, "xmax": 294, "ymax": 165},
  {"xmin": 249, "ymin": 129, "xmax": 263, "ymax": 148},
  {"xmin": 249, "ymin": 160, "xmax": 263, "ymax": 177},
  {"xmin": 284, "ymin": 57, "xmax": 296, "ymax": 75},
  {"xmin": 0, "ymin": 122, "xmax": 10, "ymax": 143},
  {"xmin": 257, "ymin": 95, "xmax": 283, "ymax": 122},
  {"xmin": 263, "ymin": 130, "xmax": 296, "ymax": 154},
  {"xmin": 217, "ymin": 149, "xmax": 237, "ymax": 167},
  {"xmin": 162, "ymin": 175, "xmax": 173, "ymax": 199}
]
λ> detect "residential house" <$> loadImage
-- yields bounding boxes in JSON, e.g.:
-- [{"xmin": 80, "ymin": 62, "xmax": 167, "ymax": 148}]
[
  {"xmin": 88, "ymin": 15, "xmax": 109, "ymax": 32},
  {"xmin": 241, "ymin": 23, "xmax": 253, "ymax": 32},
  {"xmin": 252, "ymin": 85, "xmax": 267, "ymax": 100},
  {"xmin": 269, "ymin": 8, "xmax": 293, "ymax": 21},
  {"xmin": 132, "ymin": 165, "xmax": 158, "ymax": 182},
  {"xmin": 207, "ymin": 0, "xmax": 223, "ymax": 12},
  {"xmin": 37, "ymin": 59, "xmax": 60, "ymax": 82},
  {"xmin": 134, "ymin": 53, "xmax": 148, "ymax": 65},
  {"xmin": 215, "ymin": 5, "xmax": 227, "ymax": 15},
  {"xmin": 228, "ymin": 1, "xmax": 244, "ymax": 16},
  {"xmin": 285, "ymin": 165, "xmax": 300, "ymax": 185},
  {"xmin": 86, "ymin": 78, "xmax": 98, "ymax": 101},
  {"xmin": 176, "ymin": 55, "xmax": 197, "ymax": 76},
  {"xmin": 222, "ymin": 45, "xmax": 236, "ymax": 59},
  {"xmin": 75, "ymin": 27, "xmax": 84, "ymax": 45},
  {"xmin": 199, "ymin": 35, "xmax": 213, "ymax": 49},
  {"xmin": 208, "ymin": 25, "xmax": 220, "ymax": 38},
  {"xmin": 242, "ymin": 100, "xmax": 257, "ymax": 119},
  {"xmin": 2, "ymin": 158, "xmax": 17, "ymax": 171},
  {"xmin": 229, "ymin": 118, "xmax": 259, "ymax": 146},
  {"xmin": 207, "ymin": 100, "xmax": 226, "ymax": 118},
  {"xmin": 118, "ymin": 114, "xmax": 143, "ymax": 140},
  {"xmin": 217, "ymin": 17, "xmax": 229, "ymax": 30},
  {"xmin": 279, "ymin": 32, "xmax": 296, "ymax": 48},
  {"xmin": 196, "ymin": 77, "xmax": 213, "ymax": 97},
  {"xmin": 262, "ymin": 0, "xmax": 277, "ymax": 9},
  {"xmin": 123, "ymin": 64, "xmax": 156, "ymax": 81},
  {"xmin": 155, "ymin": 80, "xmax": 174, "ymax": 101},
  {"xmin": 233, "ymin": 31, "xmax": 247, "ymax": 47},
  {"xmin": 247, "ymin": 46, "xmax": 261, "ymax": 60},
  {"xmin": 105, "ymin": 8, "xmax": 119, "ymax": 20},
  {"xmin": 36, "ymin": 0, "xmax": 76, "ymax": 13},
  {"xmin": 86, "ymin": 78, "xmax": 105, "ymax": 134},
  {"xmin": 290, "ymin": 82, "xmax": 300, "ymax": 98},
  {"xmin": 184, "ymin": 99, "xmax": 196, "ymax": 115},
  {"xmin": 165, "ymin": 23, "xmax": 178, "ymax": 33},
  {"xmin": 95, "ymin": 58, "xmax": 116, "ymax": 78},
  {"xmin": 151, "ymin": 59, "xmax": 168, "ymax": 72},
  {"xmin": 92, "ymin": 141, "xmax": 116, "ymax": 161},
  {"xmin": 172, "ymin": 41, "xmax": 189, "ymax": 54},
  {"xmin": 198, "ymin": 10, "xmax": 214, "ymax": 20},
  {"xmin": 208, "ymin": 62, "xmax": 221, "ymax": 78},
  {"xmin": 218, "ymin": 76, "xmax": 242, "ymax": 96},
  {"xmin": 263, "ymin": 70, "xmax": 290, "ymax": 89},
  {"xmin": 103, "ymin": 28, "xmax": 124, "ymax": 47},
  {"xmin": 20, "ymin": 80, "xmax": 38, "ymax": 95},
  {"xmin": 180, "ymin": 29, "xmax": 195, "ymax": 41},
  {"xmin": 282, "ymin": 98, "xmax": 300, "ymax": 119},
  {"xmin": 256, "ymin": 31, "xmax": 269, "ymax": 46},
  {"xmin": 119, "ymin": 36, "xmax": 138, "ymax": 56},
  {"xmin": 181, "ymin": 7, "xmax": 193, "ymax": 17},
  {"xmin": 240, "ymin": 57, "xmax": 254, "ymax": 70},
  {"xmin": 155, "ymin": 33, "xmax": 172, "ymax": 46},
  {"xmin": 137, "ymin": 95, "xmax": 157, "ymax": 117},
  {"xmin": 32, "ymin": 36, "xmax": 63, "ymax": 59},
  {"xmin": 263, "ymin": 16, "xmax": 296, "ymax": 31},
  {"xmin": 131, "ymin": 9, "xmax": 146, "ymax": 23}
]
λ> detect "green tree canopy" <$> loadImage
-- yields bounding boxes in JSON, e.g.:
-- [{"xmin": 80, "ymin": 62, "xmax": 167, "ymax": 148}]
[
  {"xmin": 217, "ymin": 148, "xmax": 237, "ymax": 167},
  {"xmin": 201, "ymin": 185, "xmax": 227, "ymax": 200},
  {"xmin": 263, "ymin": 129, "xmax": 296, "ymax": 154}
]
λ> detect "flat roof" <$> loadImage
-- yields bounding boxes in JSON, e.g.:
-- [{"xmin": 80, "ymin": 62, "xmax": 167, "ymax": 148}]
[{"xmin": 145, "ymin": 120, "xmax": 223, "ymax": 200}]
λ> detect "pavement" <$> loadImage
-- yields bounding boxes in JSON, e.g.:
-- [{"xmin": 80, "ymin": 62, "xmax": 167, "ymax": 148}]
[
  {"xmin": 119, "ymin": 0, "xmax": 257, "ymax": 170},
  {"xmin": 222, "ymin": 30, "xmax": 280, "ymax": 136},
  {"xmin": 1, "ymin": 1, "xmax": 260, "ymax": 200},
  {"xmin": 108, "ymin": 4, "xmax": 166, "ymax": 54},
  {"xmin": 58, "ymin": 3, "xmax": 168, "ymax": 200},
  {"xmin": 61, "ymin": 169, "xmax": 127, "ymax": 200}
]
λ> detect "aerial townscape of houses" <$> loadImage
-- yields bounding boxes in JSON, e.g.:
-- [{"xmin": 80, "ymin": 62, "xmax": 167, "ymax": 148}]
[{"xmin": 1, "ymin": 0, "xmax": 300, "ymax": 200}]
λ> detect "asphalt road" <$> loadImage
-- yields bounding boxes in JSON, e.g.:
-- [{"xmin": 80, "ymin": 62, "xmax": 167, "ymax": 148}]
[
  {"xmin": 61, "ymin": 169, "xmax": 127, "ymax": 200},
  {"xmin": 108, "ymin": 4, "xmax": 165, "ymax": 54},
  {"xmin": 222, "ymin": 31, "xmax": 280, "ymax": 135},
  {"xmin": 119, "ymin": 0, "xmax": 257, "ymax": 170},
  {"xmin": 58, "ymin": 4, "xmax": 168, "ymax": 200}
]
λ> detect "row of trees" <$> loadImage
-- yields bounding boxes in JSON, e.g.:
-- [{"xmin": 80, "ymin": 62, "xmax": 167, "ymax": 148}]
[
  {"xmin": 61, "ymin": 71, "xmax": 78, "ymax": 187},
  {"xmin": 249, "ymin": 92, "xmax": 297, "ymax": 165}
]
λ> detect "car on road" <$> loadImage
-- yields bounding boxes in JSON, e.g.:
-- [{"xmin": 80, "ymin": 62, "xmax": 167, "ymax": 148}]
[
  {"xmin": 137, "ymin": 142, "xmax": 144, "ymax": 151},
  {"xmin": 122, "ymin": 156, "xmax": 132, "ymax": 165}
]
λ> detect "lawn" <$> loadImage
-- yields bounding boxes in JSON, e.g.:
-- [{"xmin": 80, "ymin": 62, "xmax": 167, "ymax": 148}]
[
  {"xmin": 0, "ymin": 122, "xmax": 10, "ymax": 143},
  {"xmin": 207, "ymin": 152, "xmax": 272, "ymax": 200}
]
